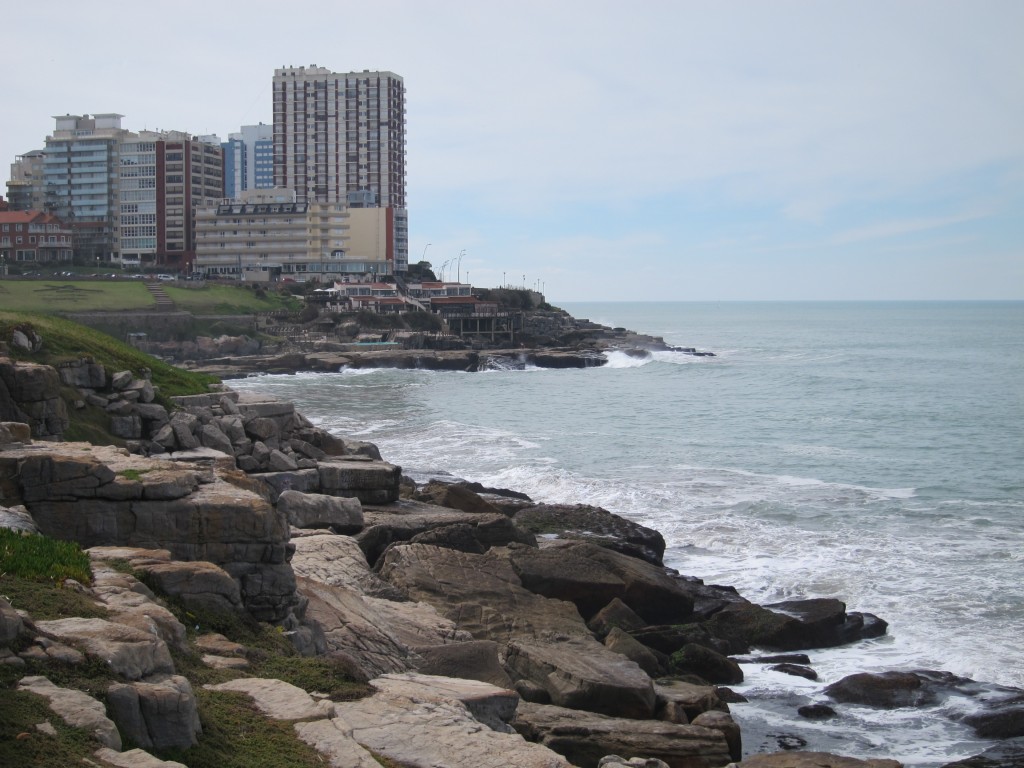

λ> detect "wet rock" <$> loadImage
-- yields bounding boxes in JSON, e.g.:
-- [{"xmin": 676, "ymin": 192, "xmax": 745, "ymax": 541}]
[
  {"xmin": 825, "ymin": 671, "xmax": 941, "ymax": 709},
  {"xmin": 771, "ymin": 663, "xmax": 818, "ymax": 681},
  {"xmin": 798, "ymin": 703, "xmax": 838, "ymax": 719},
  {"xmin": 513, "ymin": 503, "xmax": 666, "ymax": 566},
  {"xmin": 669, "ymin": 643, "xmax": 744, "ymax": 685}
]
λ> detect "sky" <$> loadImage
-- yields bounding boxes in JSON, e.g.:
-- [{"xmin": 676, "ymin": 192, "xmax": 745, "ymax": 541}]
[{"xmin": 4, "ymin": 0, "xmax": 1023, "ymax": 301}]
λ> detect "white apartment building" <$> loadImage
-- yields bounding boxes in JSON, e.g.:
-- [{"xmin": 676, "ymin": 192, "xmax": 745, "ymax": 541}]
[{"xmin": 272, "ymin": 65, "xmax": 408, "ymax": 271}]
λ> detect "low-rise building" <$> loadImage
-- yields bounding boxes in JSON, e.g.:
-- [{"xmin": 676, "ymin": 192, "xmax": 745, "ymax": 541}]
[
  {"xmin": 195, "ymin": 188, "xmax": 382, "ymax": 281},
  {"xmin": 0, "ymin": 211, "xmax": 74, "ymax": 267}
]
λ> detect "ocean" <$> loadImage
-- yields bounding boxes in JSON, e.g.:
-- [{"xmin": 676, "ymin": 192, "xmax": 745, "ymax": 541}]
[{"xmin": 230, "ymin": 300, "xmax": 1024, "ymax": 765}]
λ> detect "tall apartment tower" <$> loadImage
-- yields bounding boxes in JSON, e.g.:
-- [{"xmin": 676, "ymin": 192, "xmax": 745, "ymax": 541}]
[
  {"xmin": 43, "ymin": 114, "xmax": 132, "ymax": 262},
  {"xmin": 119, "ymin": 131, "xmax": 223, "ymax": 271},
  {"xmin": 223, "ymin": 123, "xmax": 275, "ymax": 198},
  {"xmin": 6, "ymin": 150, "xmax": 46, "ymax": 212},
  {"xmin": 272, "ymin": 65, "xmax": 408, "ymax": 271}
]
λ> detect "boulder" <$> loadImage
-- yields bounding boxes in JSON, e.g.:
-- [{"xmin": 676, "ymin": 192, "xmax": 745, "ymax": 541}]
[
  {"xmin": 513, "ymin": 503, "xmax": 666, "ymax": 565},
  {"xmin": 415, "ymin": 480, "xmax": 503, "ymax": 514},
  {"xmin": 132, "ymin": 559, "xmax": 244, "ymax": 616},
  {"xmin": 296, "ymin": 576, "xmax": 421, "ymax": 678},
  {"xmin": 415, "ymin": 640, "xmax": 514, "ymax": 689},
  {"xmin": 278, "ymin": 489, "xmax": 364, "ymax": 532},
  {"xmin": 588, "ymin": 598, "xmax": 647, "ymax": 638},
  {"xmin": 198, "ymin": 423, "xmax": 234, "ymax": 456},
  {"xmin": 505, "ymin": 638, "xmax": 657, "ymax": 719},
  {"xmin": 824, "ymin": 671, "xmax": 940, "ymax": 709},
  {"xmin": 377, "ymin": 544, "xmax": 590, "ymax": 644},
  {"xmin": 33, "ymin": 617, "xmax": 174, "ymax": 680},
  {"xmin": 507, "ymin": 541, "xmax": 694, "ymax": 624},
  {"xmin": 290, "ymin": 533, "xmax": 403, "ymax": 600},
  {"xmin": 0, "ymin": 503, "xmax": 37, "ymax": 533},
  {"xmin": 358, "ymin": 499, "xmax": 534, "ymax": 566},
  {"xmin": 669, "ymin": 644, "xmax": 744, "ymax": 685},
  {"xmin": 319, "ymin": 458, "xmax": 402, "ymax": 504},
  {"xmin": 691, "ymin": 710, "xmax": 741, "ymax": 763},
  {"xmin": 512, "ymin": 701, "xmax": 732, "ymax": 768},
  {"xmin": 654, "ymin": 679, "xmax": 730, "ymax": 725},
  {"xmin": 0, "ymin": 358, "xmax": 68, "ymax": 439},
  {"xmin": 17, "ymin": 675, "xmax": 121, "ymax": 749},
  {"xmin": 704, "ymin": 599, "xmax": 887, "ymax": 653},
  {"xmin": 1, "ymin": 596, "xmax": 24, "ymax": 645},
  {"xmin": 604, "ymin": 627, "xmax": 668, "ymax": 678},
  {"xmin": 106, "ymin": 674, "xmax": 201, "ymax": 749}
]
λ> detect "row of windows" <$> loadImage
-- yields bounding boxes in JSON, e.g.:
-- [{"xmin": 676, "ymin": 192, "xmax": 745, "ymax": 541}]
[{"xmin": 0, "ymin": 235, "xmax": 70, "ymax": 244}]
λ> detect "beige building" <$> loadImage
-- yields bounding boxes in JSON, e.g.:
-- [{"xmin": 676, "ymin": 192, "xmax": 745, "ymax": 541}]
[{"xmin": 195, "ymin": 188, "xmax": 389, "ymax": 281}]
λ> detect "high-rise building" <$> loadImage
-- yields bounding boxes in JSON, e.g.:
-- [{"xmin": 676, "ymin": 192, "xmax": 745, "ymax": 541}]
[
  {"xmin": 223, "ymin": 123, "xmax": 275, "ymax": 198},
  {"xmin": 272, "ymin": 65, "xmax": 408, "ymax": 271},
  {"xmin": 119, "ymin": 131, "xmax": 223, "ymax": 271},
  {"xmin": 6, "ymin": 150, "xmax": 46, "ymax": 212},
  {"xmin": 43, "ymin": 114, "xmax": 131, "ymax": 262}
]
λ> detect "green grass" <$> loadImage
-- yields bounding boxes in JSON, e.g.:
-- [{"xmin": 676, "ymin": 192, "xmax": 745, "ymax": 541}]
[
  {"xmin": 0, "ymin": 688, "xmax": 111, "ymax": 768},
  {"xmin": 0, "ymin": 279, "xmax": 301, "ymax": 315},
  {"xmin": 0, "ymin": 281, "xmax": 156, "ymax": 312},
  {"xmin": 164, "ymin": 284, "xmax": 301, "ymax": 314},
  {"xmin": 0, "ymin": 312, "xmax": 220, "ymax": 400},
  {"xmin": 0, "ymin": 529, "xmax": 92, "ymax": 585}
]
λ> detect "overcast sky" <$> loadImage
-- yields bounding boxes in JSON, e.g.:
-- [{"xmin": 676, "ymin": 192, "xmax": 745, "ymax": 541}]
[{"xmin": 5, "ymin": 0, "xmax": 1022, "ymax": 301}]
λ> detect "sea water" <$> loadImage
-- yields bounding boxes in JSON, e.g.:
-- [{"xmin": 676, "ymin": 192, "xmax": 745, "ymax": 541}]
[{"xmin": 231, "ymin": 301, "xmax": 1024, "ymax": 765}]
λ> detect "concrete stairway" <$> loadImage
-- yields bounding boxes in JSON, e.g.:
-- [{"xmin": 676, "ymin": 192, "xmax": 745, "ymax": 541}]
[{"xmin": 144, "ymin": 280, "xmax": 175, "ymax": 309}]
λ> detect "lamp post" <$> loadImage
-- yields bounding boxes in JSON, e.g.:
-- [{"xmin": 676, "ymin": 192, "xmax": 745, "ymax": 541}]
[
  {"xmin": 421, "ymin": 243, "xmax": 431, "ymax": 263},
  {"xmin": 457, "ymin": 249, "xmax": 465, "ymax": 283}
]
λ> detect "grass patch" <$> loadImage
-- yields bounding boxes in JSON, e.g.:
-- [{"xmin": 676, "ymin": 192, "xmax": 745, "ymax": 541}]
[
  {"xmin": 0, "ymin": 529, "xmax": 92, "ymax": 585},
  {"xmin": 116, "ymin": 468, "xmax": 151, "ymax": 482},
  {"xmin": 0, "ymin": 687, "xmax": 109, "ymax": 768},
  {"xmin": 158, "ymin": 689, "xmax": 327, "ymax": 768},
  {"xmin": 165, "ymin": 284, "xmax": 301, "ymax": 315},
  {"xmin": 0, "ymin": 574, "xmax": 106, "ymax": 623},
  {"xmin": 254, "ymin": 656, "xmax": 373, "ymax": 702},
  {"xmin": 0, "ymin": 312, "xmax": 220, "ymax": 401},
  {"xmin": 0, "ymin": 281, "xmax": 157, "ymax": 312}
]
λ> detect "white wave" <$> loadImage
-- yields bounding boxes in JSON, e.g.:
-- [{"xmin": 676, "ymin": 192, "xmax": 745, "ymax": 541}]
[{"xmin": 602, "ymin": 350, "xmax": 653, "ymax": 369}]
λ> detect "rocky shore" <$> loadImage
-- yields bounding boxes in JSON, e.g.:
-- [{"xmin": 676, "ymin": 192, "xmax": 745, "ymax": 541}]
[{"xmin": 3, "ymin": 352, "xmax": 1023, "ymax": 768}]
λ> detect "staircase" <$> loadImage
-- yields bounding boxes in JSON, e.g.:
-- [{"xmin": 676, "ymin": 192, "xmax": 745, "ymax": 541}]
[{"xmin": 144, "ymin": 280, "xmax": 175, "ymax": 310}]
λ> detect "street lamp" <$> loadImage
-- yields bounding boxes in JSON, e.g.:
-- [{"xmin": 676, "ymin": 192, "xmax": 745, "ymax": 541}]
[
  {"xmin": 421, "ymin": 243, "xmax": 431, "ymax": 263},
  {"xmin": 457, "ymin": 249, "xmax": 465, "ymax": 283}
]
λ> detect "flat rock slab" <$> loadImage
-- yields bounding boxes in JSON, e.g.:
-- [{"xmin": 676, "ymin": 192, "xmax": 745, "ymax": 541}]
[
  {"xmin": 371, "ymin": 672, "xmax": 520, "ymax": 733},
  {"xmin": 331, "ymin": 676, "xmax": 572, "ymax": 768},
  {"xmin": 17, "ymin": 675, "xmax": 121, "ymax": 750},
  {"xmin": 93, "ymin": 747, "xmax": 188, "ymax": 768},
  {"xmin": 506, "ymin": 638, "xmax": 656, "ymax": 719},
  {"xmin": 513, "ymin": 701, "xmax": 732, "ymax": 768},
  {"xmin": 205, "ymin": 677, "xmax": 336, "ymax": 720},
  {"xmin": 34, "ymin": 617, "xmax": 174, "ymax": 680}
]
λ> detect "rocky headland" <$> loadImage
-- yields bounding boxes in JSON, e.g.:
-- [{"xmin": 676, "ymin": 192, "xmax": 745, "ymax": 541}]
[{"xmin": 3, "ymin": 349, "xmax": 1023, "ymax": 768}]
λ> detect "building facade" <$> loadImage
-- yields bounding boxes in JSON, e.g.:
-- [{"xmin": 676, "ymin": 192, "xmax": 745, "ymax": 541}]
[
  {"xmin": 223, "ymin": 123, "xmax": 275, "ymax": 198},
  {"xmin": 118, "ymin": 131, "xmax": 223, "ymax": 271},
  {"xmin": 6, "ymin": 150, "xmax": 46, "ymax": 212},
  {"xmin": 43, "ymin": 114, "xmax": 131, "ymax": 263},
  {"xmin": 272, "ymin": 65, "xmax": 408, "ymax": 271},
  {"xmin": 0, "ymin": 211, "xmax": 74, "ymax": 266},
  {"xmin": 195, "ymin": 188, "xmax": 377, "ymax": 281}
]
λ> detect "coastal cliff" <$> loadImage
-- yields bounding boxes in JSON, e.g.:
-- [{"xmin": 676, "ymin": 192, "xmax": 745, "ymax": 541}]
[{"xmin": 3, "ymin": 341, "xmax": 1022, "ymax": 767}]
